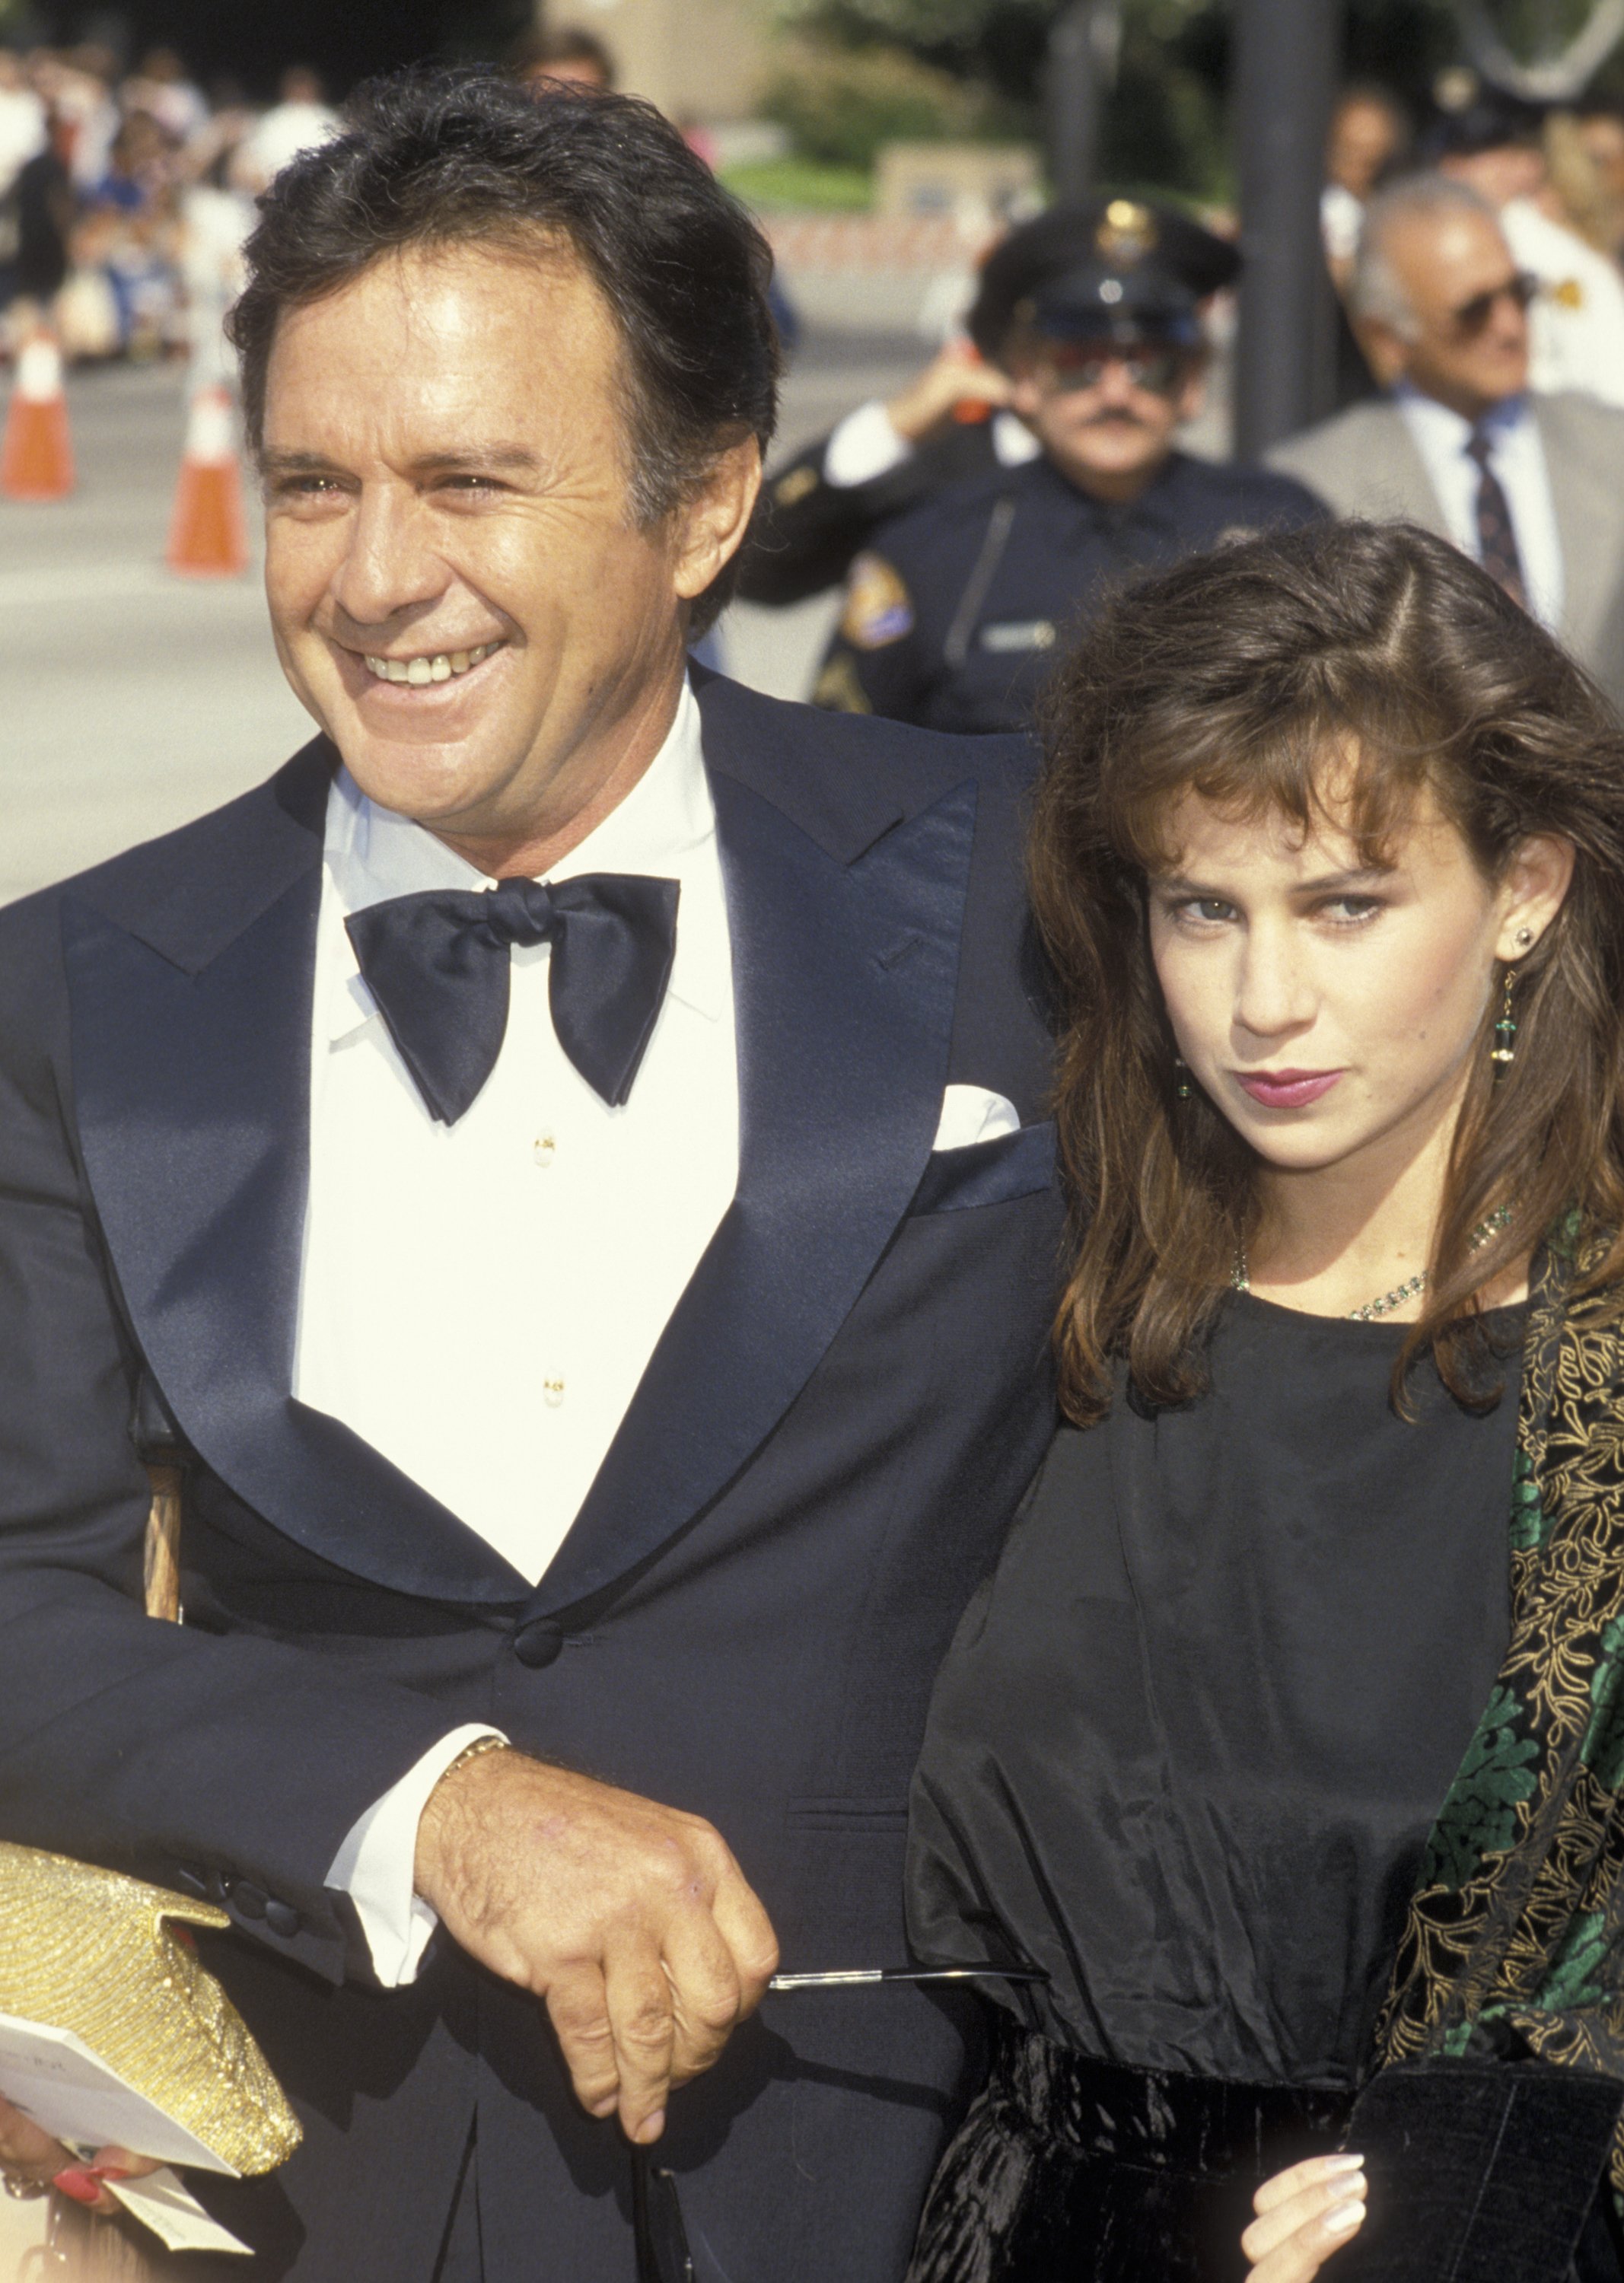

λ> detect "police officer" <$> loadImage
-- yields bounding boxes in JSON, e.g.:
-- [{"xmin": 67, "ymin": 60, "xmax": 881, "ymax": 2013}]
[
  {"xmin": 808, "ymin": 200, "xmax": 1326, "ymax": 734},
  {"xmin": 737, "ymin": 197, "xmax": 1253, "ymax": 610}
]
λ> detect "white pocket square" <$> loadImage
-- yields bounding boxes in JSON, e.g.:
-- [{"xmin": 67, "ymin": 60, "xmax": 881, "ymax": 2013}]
[{"xmin": 931, "ymin": 1084, "xmax": 1021, "ymax": 1153}]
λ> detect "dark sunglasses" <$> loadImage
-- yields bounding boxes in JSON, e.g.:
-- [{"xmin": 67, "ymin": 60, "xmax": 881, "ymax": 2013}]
[
  {"xmin": 1036, "ymin": 342, "xmax": 1191, "ymax": 396},
  {"xmin": 1448, "ymin": 272, "xmax": 1538, "ymax": 336},
  {"xmin": 629, "ymin": 1965, "xmax": 1048, "ymax": 2282}
]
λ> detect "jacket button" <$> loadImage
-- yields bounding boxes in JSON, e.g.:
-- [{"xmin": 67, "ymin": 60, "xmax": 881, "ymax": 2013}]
[
  {"xmin": 233, "ymin": 1882, "xmax": 267, "ymax": 1921},
  {"xmin": 513, "ymin": 1618, "xmax": 565, "ymax": 1668},
  {"xmin": 264, "ymin": 1899, "xmax": 302, "ymax": 1939}
]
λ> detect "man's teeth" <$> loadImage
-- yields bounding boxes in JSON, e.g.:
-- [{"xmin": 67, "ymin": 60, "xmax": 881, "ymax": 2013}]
[{"xmin": 361, "ymin": 641, "xmax": 501, "ymax": 684}]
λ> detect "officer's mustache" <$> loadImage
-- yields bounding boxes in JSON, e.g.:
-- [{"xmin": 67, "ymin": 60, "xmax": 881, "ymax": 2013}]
[{"xmin": 1078, "ymin": 407, "xmax": 1153, "ymax": 430}]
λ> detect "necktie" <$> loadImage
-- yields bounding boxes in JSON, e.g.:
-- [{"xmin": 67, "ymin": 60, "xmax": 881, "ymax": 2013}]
[
  {"xmin": 345, "ymin": 872, "xmax": 680, "ymax": 1126},
  {"xmin": 1466, "ymin": 425, "xmax": 1527, "ymax": 610}
]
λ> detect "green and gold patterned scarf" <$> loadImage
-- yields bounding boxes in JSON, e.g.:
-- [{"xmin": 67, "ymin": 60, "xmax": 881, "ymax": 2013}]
[{"xmin": 1377, "ymin": 1225, "xmax": 1624, "ymax": 2183}]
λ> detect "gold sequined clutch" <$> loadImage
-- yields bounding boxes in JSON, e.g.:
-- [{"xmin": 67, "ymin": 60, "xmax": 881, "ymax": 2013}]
[
  {"xmin": 0, "ymin": 1841, "xmax": 301, "ymax": 2176},
  {"xmin": 0, "ymin": 1460, "xmax": 299, "ymax": 2179}
]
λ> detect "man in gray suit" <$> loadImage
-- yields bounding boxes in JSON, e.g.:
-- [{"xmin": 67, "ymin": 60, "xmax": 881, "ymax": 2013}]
[{"xmin": 1268, "ymin": 174, "xmax": 1624, "ymax": 714}]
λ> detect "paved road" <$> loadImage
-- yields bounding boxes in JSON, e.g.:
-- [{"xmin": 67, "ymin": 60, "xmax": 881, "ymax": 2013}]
[{"xmin": 0, "ymin": 330, "xmax": 922, "ymax": 903}]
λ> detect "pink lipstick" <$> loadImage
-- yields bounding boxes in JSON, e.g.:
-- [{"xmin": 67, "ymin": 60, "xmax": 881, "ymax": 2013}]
[{"xmin": 1234, "ymin": 1068, "xmax": 1343, "ymax": 1110}]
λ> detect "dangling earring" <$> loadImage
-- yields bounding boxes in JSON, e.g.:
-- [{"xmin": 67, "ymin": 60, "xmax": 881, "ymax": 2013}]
[
  {"xmin": 1173, "ymin": 1056, "xmax": 1193, "ymax": 1100},
  {"xmin": 1491, "ymin": 965, "xmax": 1519, "ymax": 1064}
]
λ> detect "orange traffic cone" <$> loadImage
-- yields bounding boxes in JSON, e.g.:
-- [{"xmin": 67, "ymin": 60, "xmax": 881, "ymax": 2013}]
[
  {"xmin": 166, "ymin": 384, "xmax": 248, "ymax": 577},
  {"xmin": 1, "ymin": 331, "xmax": 75, "ymax": 501}
]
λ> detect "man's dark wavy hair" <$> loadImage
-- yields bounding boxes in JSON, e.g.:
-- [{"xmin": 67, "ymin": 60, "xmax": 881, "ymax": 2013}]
[{"xmin": 228, "ymin": 67, "xmax": 780, "ymax": 632}]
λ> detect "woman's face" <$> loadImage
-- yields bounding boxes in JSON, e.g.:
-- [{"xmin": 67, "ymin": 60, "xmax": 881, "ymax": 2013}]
[{"xmin": 1146, "ymin": 780, "xmax": 1571, "ymax": 1180}]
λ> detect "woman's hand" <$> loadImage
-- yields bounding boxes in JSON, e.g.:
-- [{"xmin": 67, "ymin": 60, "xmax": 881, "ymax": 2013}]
[
  {"xmin": 0, "ymin": 2092, "xmax": 163, "ymax": 2216},
  {"xmin": 1241, "ymin": 2152, "xmax": 1368, "ymax": 2280}
]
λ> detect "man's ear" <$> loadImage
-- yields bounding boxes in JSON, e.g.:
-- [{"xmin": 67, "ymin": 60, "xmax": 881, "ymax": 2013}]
[
  {"xmin": 1357, "ymin": 317, "xmax": 1409, "ymax": 388},
  {"xmin": 1177, "ymin": 358, "xmax": 1208, "ymax": 423},
  {"xmin": 672, "ymin": 435, "xmax": 763, "ymax": 603}
]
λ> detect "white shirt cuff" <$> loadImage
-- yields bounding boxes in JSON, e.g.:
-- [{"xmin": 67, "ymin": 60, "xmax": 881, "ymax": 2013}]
[
  {"xmin": 822, "ymin": 400, "xmax": 915, "ymax": 489},
  {"xmin": 324, "ymin": 1724, "xmax": 507, "ymax": 1988}
]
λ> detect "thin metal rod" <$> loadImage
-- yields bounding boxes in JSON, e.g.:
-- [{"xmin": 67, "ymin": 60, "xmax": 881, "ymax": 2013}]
[{"xmin": 768, "ymin": 1967, "xmax": 1048, "ymax": 1991}]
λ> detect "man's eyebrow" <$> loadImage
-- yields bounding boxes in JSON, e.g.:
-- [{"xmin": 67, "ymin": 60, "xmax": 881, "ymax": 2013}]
[
  {"xmin": 258, "ymin": 446, "xmax": 545, "ymax": 478},
  {"xmin": 259, "ymin": 449, "xmax": 343, "ymax": 478},
  {"xmin": 409, "ymin": 446, "xmax": 544, "ymax": 476}
]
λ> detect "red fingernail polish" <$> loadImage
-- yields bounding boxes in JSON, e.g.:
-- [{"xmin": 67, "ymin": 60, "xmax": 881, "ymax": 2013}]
[
  {"xmin": 53, "ymin": 2170, "xmax": 103, "ymax": 2205},
  {"xmin": 95, "ymin": 2168, "xmax": 132, "ymax": 2183}
]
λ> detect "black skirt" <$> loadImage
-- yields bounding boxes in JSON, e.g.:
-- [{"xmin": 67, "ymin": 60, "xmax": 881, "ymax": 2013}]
[{"xmin": 908, "ymin": 2017, "xmax": 1349, "ymax": 2283}]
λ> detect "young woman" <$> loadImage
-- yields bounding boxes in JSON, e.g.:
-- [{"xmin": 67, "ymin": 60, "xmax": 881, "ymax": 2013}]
[{"xmin": 906, "ymin": 521, "xmax": 1624, "ymax": 2283}]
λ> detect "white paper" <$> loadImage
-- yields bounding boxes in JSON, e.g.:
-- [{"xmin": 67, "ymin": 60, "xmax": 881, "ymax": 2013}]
[
  {"xmin": 106, "ymin": 2167, "xmax": 252, "ymax": 2255},
  {"xmin": 0, "ymin": 2011, "xmax": 238, "ymax": 2175}
]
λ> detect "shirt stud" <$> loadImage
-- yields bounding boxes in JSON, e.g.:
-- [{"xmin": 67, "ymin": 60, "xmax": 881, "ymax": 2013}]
[
  {"xmin": 543, "ymin": 1377, "xmax": 565, "ymax": 1408},
  {"xmin": 533, "ymin": 1133, "xmax": 556, "ymax": 1167}
]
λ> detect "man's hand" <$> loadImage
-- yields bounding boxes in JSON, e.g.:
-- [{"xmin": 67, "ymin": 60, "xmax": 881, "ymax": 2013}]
[
  {"xmin": 0, "ymin": 2093, "xmax": 161, "ymax": 2215},
  {"xmin": 413, "ymin": 1750, "xmax": 779, "ymax": 2145},
  {"xmin": 885, "ymin": 344, "xmax": 1013, "ymax": 445},
  {"xmin": 1241, "ymin": 2153, "xmax": 1368, "ymax": 2280}
]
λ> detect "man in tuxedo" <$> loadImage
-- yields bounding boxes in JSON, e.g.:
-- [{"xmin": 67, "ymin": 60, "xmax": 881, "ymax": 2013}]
[
  {"xmin": 1267, "ymin": 171, "xmax": 1624, "ymax": 715},
  {"xmin": 0, "ymin": 69, "xmax": 1061, "ymax": 2283}
]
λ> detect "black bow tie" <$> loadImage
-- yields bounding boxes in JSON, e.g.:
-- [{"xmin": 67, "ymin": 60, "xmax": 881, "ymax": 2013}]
[{"xmin": 345, "ymin": 872, "xmax": 681, "ymax": 1126}]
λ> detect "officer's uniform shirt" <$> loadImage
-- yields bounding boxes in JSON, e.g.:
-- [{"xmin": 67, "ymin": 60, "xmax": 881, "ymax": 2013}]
[{"xmin": 814, "ymin": 449, "xmax": 1326, "ymax": 734}]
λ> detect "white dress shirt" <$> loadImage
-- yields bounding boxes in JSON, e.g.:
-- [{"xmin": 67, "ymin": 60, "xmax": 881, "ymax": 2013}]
[
  {"xmin": 1501, "ymin": 199, "xmax": 1624, "ymax": 412},
  {"xmin": 1394, "ymin": 384, "xmax": 1565, "ymax": 632},
  {"xmin": 306, "ymin": 681, "xmax": 738, "ymax": 1982}
]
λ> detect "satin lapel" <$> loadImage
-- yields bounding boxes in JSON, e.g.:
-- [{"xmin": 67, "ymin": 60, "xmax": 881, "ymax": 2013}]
[
  {"xmin": 63, "ymin": 867, "xmax": 527, "ymax": 1609},
  {"xmin": 532, "ymin": 767, "xmax": 976, "ymax": 1614}
]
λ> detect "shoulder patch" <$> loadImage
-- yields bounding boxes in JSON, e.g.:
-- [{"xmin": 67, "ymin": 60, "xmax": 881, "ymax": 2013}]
[
  {"xmin": 840, "ymin": 552, "xmax": 915, "ymax": 650},
  {"xmin": 812, "ymin": 651, "xmax": 874, "ymax": 714},
  {"xmin": 774, "ymin": 463, "xmax": 820, "ymax": 509}
]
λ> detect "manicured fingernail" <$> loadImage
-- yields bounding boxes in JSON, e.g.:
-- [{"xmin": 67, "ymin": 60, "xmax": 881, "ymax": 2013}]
[
  {"xmin": 635, "ymin": 2111, "xmax": 665, "ymax": 2145},
  {"xmin": 53, "ymin": 2170, "xmax": 103, "ymax": 2205},
  {"xmin": 590, "ymin": 2097, "xmax": 617, "ymax": 2119},
  {"xmin": 1326, "ymin": 2152, "xmax": 1365, "ymax": 2174},
  {"xmin": 1326, "ymin": 2198, "xmax": 1366, "ymax": 2234},
  {"xmin": 94, "ymin": 2167, "xmax": 132, "ymax": 2183}
]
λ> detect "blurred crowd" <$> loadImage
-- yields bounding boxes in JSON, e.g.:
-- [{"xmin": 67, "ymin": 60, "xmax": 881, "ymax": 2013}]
[
  {"xmin": 1321, "ymin": 74, "xmax": 1624, "ymax": 408},
  {"xmin": 0, "ymin": 43, "xmax": 339, "ymax": 373},
  {"xmin": 0, "ymin": 24, "xmax": 673, "ymax": 380},
  {"xmin": 744, "ymin": 67, "xmax": 1624, "ymax": 734}
]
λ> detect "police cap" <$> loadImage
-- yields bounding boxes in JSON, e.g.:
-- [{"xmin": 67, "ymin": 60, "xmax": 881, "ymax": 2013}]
[
  {"xmin": 968, "ymin": 197, "xmax": 1240, "ymax": 361},
  {"xmin": 1418, "ymin": 71, "xmax": 1545, "ymax": 163}
]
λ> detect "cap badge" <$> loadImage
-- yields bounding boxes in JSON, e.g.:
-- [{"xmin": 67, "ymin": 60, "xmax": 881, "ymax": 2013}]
[{"xmin": 1096, "ymin": 199, "xmax": 1157, "ymax": 267}]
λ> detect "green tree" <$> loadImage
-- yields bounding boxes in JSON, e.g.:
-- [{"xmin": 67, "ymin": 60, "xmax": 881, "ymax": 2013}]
[{"xmin": 776, "ymin": 0, "xmax": 1469, "ymax": 199}]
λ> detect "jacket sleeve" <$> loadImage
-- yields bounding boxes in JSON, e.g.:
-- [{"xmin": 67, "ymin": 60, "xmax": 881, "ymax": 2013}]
[
  {"xmin": 0, "ymin": 898, "xmax": 462, "ymax": 1987},
  {"xmin": 737, "ymin": 426, "xmax": 987, "ymax": 609}
]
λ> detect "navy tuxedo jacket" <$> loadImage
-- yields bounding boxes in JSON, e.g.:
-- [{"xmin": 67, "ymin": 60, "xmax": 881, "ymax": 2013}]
[{"xmin": 0, "ymin": 676, "xmax": 1063, "ymax": 2283}]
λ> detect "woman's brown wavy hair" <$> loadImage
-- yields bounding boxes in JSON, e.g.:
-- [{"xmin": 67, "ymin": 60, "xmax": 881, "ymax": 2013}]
[{"xmin": 1031, "ymin": 520, "xmax": 1624, "ymax": 1424}]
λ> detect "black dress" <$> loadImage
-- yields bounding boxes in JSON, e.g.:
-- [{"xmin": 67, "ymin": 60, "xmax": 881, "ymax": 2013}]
[{"xmin": 906, "ymin": 1295, "xmax": 1527, "ymax": 2281}]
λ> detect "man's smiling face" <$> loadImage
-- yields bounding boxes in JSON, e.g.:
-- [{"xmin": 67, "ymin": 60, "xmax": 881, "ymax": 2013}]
[{"xmin": 260, "ymin": 239, "xmax": 708, "ymax": 861}]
